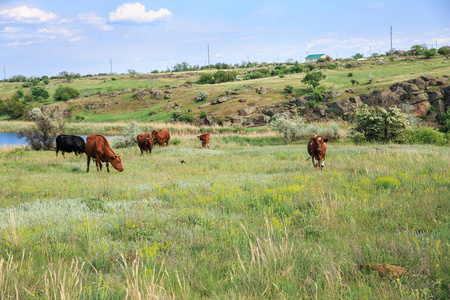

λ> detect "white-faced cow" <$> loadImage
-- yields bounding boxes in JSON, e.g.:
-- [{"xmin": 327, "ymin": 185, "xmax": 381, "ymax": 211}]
[
  {"xmin": 306, "ymin": 135, "xmax": 328, "ymax": 169},
  {"xmin": 56, "ymin": 135, "xmax": 86, "ymax": 158},
  {"xmin": 85, "ymin": 134, "xmax": 123, "ymax": 173}
]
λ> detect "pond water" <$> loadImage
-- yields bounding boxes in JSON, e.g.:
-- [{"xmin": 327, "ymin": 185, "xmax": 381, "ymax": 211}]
[{"xmin": 0, "ymin": 133, "xmax": 116, "ymax": 147}]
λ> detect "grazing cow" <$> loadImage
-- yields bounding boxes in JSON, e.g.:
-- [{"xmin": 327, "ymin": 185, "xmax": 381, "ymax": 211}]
[
  {"xmin": 85, "ymin": 134, "xmax": 123, "ymax": 173},
  {"xmin": 151, "ymin": 129, "xmax": 170, "ymax": 147},
  {"xmin": 197, "ymin": 133, "xmax": 211, "ymax": 149},
  {"xmin": 306, "ymin": 135, "xmax": 328, "ymax": 169},
  {"xmin": 137, "ymin": 133, "xmax": 154, "ymax": 155},
  {"xmin": 56, "ymin": 135, "xmax": 86, "ymax": 158}
]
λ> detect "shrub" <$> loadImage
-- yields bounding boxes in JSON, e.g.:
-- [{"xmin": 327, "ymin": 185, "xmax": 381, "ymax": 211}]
[
  {"xmin": 53, "ymin": 85, "xmax": 80, "ymax": 101},
  {"xmin": 375, "ymin": 176, "xmax": 401, "ymax": 189},
  {"xmin": 352, "ymin": 105, "xmax": 409, "ymax": 142},
  {"xmin": 180, "ymin": 114, "xmax": 194, "ymax": 123},
  {"xmin": 199, "ymin": 110, "xmax": 207, "ymax": 118},
  {"xmin": 74, "ymin": 115, "xmax": 85, "ymax": 122},
  {"xmin": 30, "ymin": 86, "xmax": 49, "ymax": 101},
  {"xmin": 113, "ymin": 121, "xmax": 141, "ymax": 148},
  {"xmin": 438, "ymin": 110, "xmax": 450, "ymax": 133},
  {"xmin": 18, "ymin": 108, "xmax": 64, "ymax": 150},
  {"xmin": 3, "ymin": 97, "xmax": 26, "ymax": 119},
  {"xmin": 171, "ymin": 138, "xmax": 181, "ymax": 145},
  {"xmin": 312, "ymin": 89, "xmax": 323, "ymax": 100},
  {"xmin": 404, "ymin": 127, "xmax": 448, "ymax": 146},
  {"xmin": 284, "ymin": 85, "xmax": 294, "ymax": 94},
  {"xmin": 194, "ymin": 91, "xmax": 209, "ymax": 102},
  {"xmin": 301, "ymin": 71, "xmax": 326, "ymax": 89},
  {"xmin": 43, "ymin": 79, "xmax": 50, "ymax": 85}
]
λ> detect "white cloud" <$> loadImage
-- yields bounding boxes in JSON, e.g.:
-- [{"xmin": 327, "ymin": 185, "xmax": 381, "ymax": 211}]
[
  {"xmin": 0, "ymin": 6, "xmax": 57, "ymax": 23},
  {"xmin": 7, "ymin": 40, "xmax": 34, "ymax": 46},
  {"xmin": 368, "ymin": 2, "xmax": 386, "ymax": 8},
  {"xmin": 2, "ymin": 26, "xmax": 22, "ymax": 33},
  {"xmin": 37, "ymin": 28, "xmax": 81, "ymax": 42},
  {"xmin": 109, "ymin": 2, "xmax": 172, "ymax": 23},
  {"xmin": 78, "ymin": 12, "xmax": 112, "ymax": 31}
]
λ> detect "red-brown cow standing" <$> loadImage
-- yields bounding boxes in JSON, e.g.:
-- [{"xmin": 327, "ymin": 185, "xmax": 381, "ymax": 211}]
[
  {"xmin": 197, "ymin": 133, "xmax": 211, "ymax": 149},
  {"xmin": 86, "ymin": 134, "xmax": 123, "ymax": 172},
  {"xmin": 137, "ymin": 133, "xmax": 154, "ymax": 155},
  {"xmin": 152, "ymin": 129, "xmax": 170, "ymax": 147},
  {"xmin": 307, "ymin": 134, "xmax": 328, "ymax": 170}
]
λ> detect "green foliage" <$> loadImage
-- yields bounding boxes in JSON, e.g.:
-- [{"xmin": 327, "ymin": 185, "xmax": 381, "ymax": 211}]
[
  {"xmin": 53, "ymin": 85, "xmax": 80, "ymax": 101},
  {"xmin": 438, "ymin": 110, "xmax": 450, "ymax": 133},
  {"xmin": 30, "ymin": 86, "xmax": 49, "ymax": 102},
  {"xmin": 404, "ymin": 127, "xmax": 449, "ymax": 146},
  {"xmin": 3, "ymin": 95, "xmax": 26, "ymax": 119},
  {"xmin": 423, "ymin": 48, "xmax": 437, "ymax": 59},
  {"xmin": 74, "ymin": 115, "xmax": 85, "ymax": 122},
  {"xmin": 437, "ymin": 46, "xmax": 450, "ymax": 57},
  {"xmin": 312, "ymin": 90, "xmax": 323, "ymax": 101},
  {"xmin": 180, "ymin": 114, "xmax": 194, "ymax": 123},
  {"xmin": 352, "ymin": 53, "xmax": 364, "ymax": 60},
  {"xmin": 111, "ymin": 77, "xmax": 117, "ymax": 81},
  {"xmin": 43, "ymin": 79, "xmax": 50, "ymax": 85},
  {"xmin": 113, "ymin": 121, "xmax": 141, "ymax": 148},
  {"xmin": 284, "ymin": 85, "xmax": 294, "ymax": 94},
  {"xmin": 199, "ymin": 110, "xmax": 207, "ymax": 118},
  {"xmin": 197, "ymin": 70, "xmax": 238, "ymax": 84},
  {"xmin": 352, "ymin": 105, "xmax": 409, "ymax": 143},
  {"xmin": 301, "ymin": 71, "xmax": 326, "ymax": 89},
  {"xmin": 194, "ymin": 91, "xmax": 209, "ymax": 102}
]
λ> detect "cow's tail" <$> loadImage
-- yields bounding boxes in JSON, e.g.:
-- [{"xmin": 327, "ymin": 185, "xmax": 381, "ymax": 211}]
[{"xmin": 305, "ymin": 155, "xmax": 311, "ymax": 161}]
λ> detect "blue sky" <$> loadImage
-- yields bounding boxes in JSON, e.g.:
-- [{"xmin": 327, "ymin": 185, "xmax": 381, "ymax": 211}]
[{"xmin": 1, "ymin": 0, "xmax": 449, "ymax": 78}]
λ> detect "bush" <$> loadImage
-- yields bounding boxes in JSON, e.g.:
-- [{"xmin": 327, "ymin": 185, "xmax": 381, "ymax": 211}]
[
  {"xmin": 3, "ymin": 97, "xmax": 26, "ymax": 119},
  {"xmin": 113, "ymin": 121, "xmax": 141, "ymax": 148},
  {"xmin": 194, "ymin": 91, "xmax": 209, "ymax": 102},
  {"xmin": 284, "ymin": 85, "xmax": 294, "ymax": 94},
  {"xmin": 74, "ymin": 115, "xmax": 85, "ymax": 122},
  {"xmin": 352, "ymin": 105, "xmax": 409, "ymax": 143},
  {"xmin": 180, "ymin": 114, "xmax": 194, "ymax": 123},
  {"xmin": 404, "ymin": 127, "xmax": 449, "ymax": 146},
  {"xmin": 18, "ymin": 108, "xmax": 64, "ymax": 150},
  {"xmin": 30, "ymin": 86, "xmax": 49, "ymax": 101},
  {"xmin": 53, "ymin": 85, "xmax": 80, "ymax": 101},
  {"xmin": 43, "ymin": 79, "xmax": 50, "ymax": 85},
  {"xmin": 438, "ymin": 110, "xmax": 450, "ymax": 133}
]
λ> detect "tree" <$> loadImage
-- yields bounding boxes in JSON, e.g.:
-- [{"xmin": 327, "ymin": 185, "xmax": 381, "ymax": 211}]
[
  {"xmin": 352, "ymin": 105, "xmax": 409, "ymax": 143},
  {"xmin": 438, "ymin": 46, "xmax": 450, "ymax": 58},
  {"xmin": 301, "ymin": 71, "xmax": 326, "ymax": 89},
  {"xmin": 423, "ymin": 48, "xmax": 437, "ymax": 59},
  {"xmin": 352, "ymin": 53, "xmax": 364, "ymax": 60},
  {"xmin": 410, "ymin": 44, "xmax": 426, "ymax": 55},
  {"xmin": 3, "ymin": 91, "xmax": 27, "ymax": 119},
  {"xmin": 173, "ymin": 62, "xmax": 191, "ymax": 72},
  {"xmin": 53, "ymin": 85, "xmax": 80, "ymax": 101},
  {"xmin": 18, "ymin": 108, "xmax": 64, "ymax": 150},
  {"xmin": 30, "ymin": 86, "xmax": 50, "ymax": 101}
]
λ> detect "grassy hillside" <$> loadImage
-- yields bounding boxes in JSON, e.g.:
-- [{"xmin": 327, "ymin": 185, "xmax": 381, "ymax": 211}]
[
  {"xmin": 0, "ymin": 137, "xmax": 449, "ymax": 298},
  {"xmin": 1, "ymin": 56, "xmax": 449, "ymax": 124}
]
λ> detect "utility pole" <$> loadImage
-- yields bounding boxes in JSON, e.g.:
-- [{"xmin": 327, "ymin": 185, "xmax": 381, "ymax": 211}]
[
  {"xmin": 207, "ymin": 45, "xmax": 210, "ymax": 68},
  {"xmin": 369, "ymin": 46, "xmax": 371, "ymax": 56},
  {"xmin": 110, "ymin": 58, "xmax": 113, "ymax": 75},
  {"xmin": 3, "ymin": 65, "xmax": 5, "ymax": 81},
  {"xmin": 436, "ymin": 39, "xmax": 438, "ymax": 50},
  {"xmin": 390, "ymin": 26, "xmax": 393, "ymax": 54}
]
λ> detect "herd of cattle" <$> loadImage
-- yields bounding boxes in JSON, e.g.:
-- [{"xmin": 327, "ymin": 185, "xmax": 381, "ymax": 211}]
[
  {"xmin": 55, "ymin": 130, "xmax": 213, "ymax": 172},
  {"xmin": 55, "ymin": 130, "xmax": 327, "ymax": 173}
]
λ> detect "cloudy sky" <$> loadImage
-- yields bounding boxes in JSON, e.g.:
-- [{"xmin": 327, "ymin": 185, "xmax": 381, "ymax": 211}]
[{"xmin": 1, "ymin": 0, "xmax": 449, "ymax": 78}]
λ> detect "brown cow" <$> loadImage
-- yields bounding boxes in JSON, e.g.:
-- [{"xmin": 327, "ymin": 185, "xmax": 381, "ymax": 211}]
[
  {"xmin": 152, "ymin": 129, "xmax": 170, "ymax": 147},
  {"xmin": 197, "ymin": 133, "xmax": 211, "ymax": 149},
  {"xmin": 137, "ymin": 133, "xmax": 154, "ymax": 155},
  {"xmin": 306, "ymin": 135, "xmax": 328, "ymax": 169},
  {"xmin": 86, "ymin": 134, "xmax": 123, "ymax": 172}
]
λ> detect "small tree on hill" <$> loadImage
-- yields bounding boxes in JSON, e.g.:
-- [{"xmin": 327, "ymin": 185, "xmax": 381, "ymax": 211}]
[
  {"xmin": 53, "ymin": 85, "xmax": 80, "ymax": 101},
  {"xmin": 30, "ymin": 86, "xmax": 50, "ymax": 102},
  {"xmin": 438, "ymin": 46, "xmax": 450, "ymax": 58},
  {"xmin": 301, "ymin": 71, "xmax": 326, "ymax": 89},
  {"xmin": 18, "ymin": 108, "xmax": 64, "ymax": 150}
]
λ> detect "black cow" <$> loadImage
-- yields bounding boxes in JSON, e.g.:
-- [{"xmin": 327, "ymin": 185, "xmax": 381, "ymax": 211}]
[{"xmin": 56, "ymin": 135, "xmax": 86, "ymax": 158}]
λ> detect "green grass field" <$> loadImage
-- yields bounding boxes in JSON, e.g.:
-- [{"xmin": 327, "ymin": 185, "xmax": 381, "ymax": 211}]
[{"xmin": 0, "ymin": 136, "xmax": 448, "ymax": 299}]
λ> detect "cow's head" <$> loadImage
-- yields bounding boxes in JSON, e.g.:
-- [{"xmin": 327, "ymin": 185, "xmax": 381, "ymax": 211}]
[
  {"xmin": 146, "ymin": 137, "xmax": 154, "ymax": 148},
  {"xmin": 311, "ymin": 135, "xmax": 328, "ymax": 155},
  {"xmin": 151, "ymin": 130, "xmax": 159, "ymax": 144},
  {"xmin": 110, "ymin": 154, "xmax": 123, "ymax": 172}
]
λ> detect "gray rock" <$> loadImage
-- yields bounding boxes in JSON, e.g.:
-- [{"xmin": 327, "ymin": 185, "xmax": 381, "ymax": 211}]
[
  {"xmin": 428, "ymin": 90, "xmax": 443, "ymax": 102},
  {"xmin": 431, "ymin": 99, "xmax": 445, "ymax": 114},
  {"xmin": 237, "ymin": 107, "xmax": 256, "ymax": 116},
  {"xmin": 198, "ymin": 102, "xmax": 211, "ymax": 108},
  {"xmin": 211, "ymin": 96, "xmax": 230, "ymax": 105},
  {"xmin": 255, "ymin": 87, "xmax": 270, "ymax": 95}
]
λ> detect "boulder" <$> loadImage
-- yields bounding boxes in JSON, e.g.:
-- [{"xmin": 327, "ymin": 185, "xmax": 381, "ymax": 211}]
[
  {"xmin": 255, "ymin": 87, "xmax": 270, "ymax": 95},
  {"xmin": 237, "ymin": 107, "xmax": 256, "ymax": 116},
  {"xmin": 411, "ymin": 77, "xmax": 427, "ymax": 89},
  {"xmin": 211, "ymin": 96, "xmax": 230, "ymax": 105},
  {"xmin": 314, "ymin": 105, "xmax": 328, "ymax": 118},
  {"xmin": 239, "ymin": 98, "xmax": 247, "ymax": 103},
  {"xmin": 413, "ymin": 100, "xmax": 431, "ymax": 116},
  {"xmin": 198, "ymin": 102, "xmax": 211, "ymax": 109},
  {"xmin": 328, "ymin": 99, "xmax": 350, "ymax": 115},
  {"xmin": 444, "ymin": 86, "xmax": 450, "ymax": 108},
  {"xmin": 289, "ymin": 97, "xmax": 307, "ymax": 107},
  {"xmin": 428, "ymin": 90, "xmax": 443, "ymax": 102},
  {"xmin": 431, "ymin": 99, "xmax": 446, "ymax": 114},
  {"xmin": 134, "ymin": 90, "xmax": 149, "ymax": 101}
]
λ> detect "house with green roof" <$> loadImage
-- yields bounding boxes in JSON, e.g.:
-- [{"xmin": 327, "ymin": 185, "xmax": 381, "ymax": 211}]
[{"xmin": 305, "ymin": 54, "xmax": 327, "ymax": 63}]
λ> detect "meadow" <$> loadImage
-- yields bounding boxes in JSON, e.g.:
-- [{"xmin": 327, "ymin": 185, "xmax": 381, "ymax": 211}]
[{"xmin": 0, "ymin": 135, "xmax": 449, "ymax": 299}]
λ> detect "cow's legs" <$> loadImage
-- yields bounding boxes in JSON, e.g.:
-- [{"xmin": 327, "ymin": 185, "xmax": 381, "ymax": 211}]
[
  {"xmin": 321, "ymin": 158, "xmax": 325, "ymax": 169},
  {"xmin": 86, "ymin": 156, "xmax": 91, "ymax": 172},
  {"xmin": 106, "ymin": 162, "xmax": 110, "ymax": 173}
]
